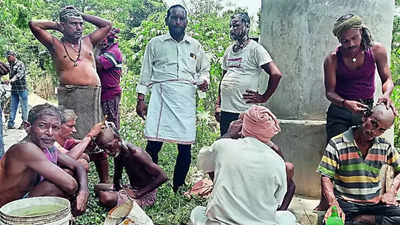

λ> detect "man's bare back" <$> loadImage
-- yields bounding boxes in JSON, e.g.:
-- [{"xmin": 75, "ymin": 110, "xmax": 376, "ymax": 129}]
[
  {"xmin": 94, "ymin": 127, "xmax": 167, "ymax": 208},
  {"xmin": 117, "ymin": 144, "xmax": 166, "ymax": 191}
]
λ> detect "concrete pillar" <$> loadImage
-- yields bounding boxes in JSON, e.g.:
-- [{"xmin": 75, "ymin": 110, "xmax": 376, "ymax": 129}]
[{"xmin": 260, "ymin": 0, "xmax": 394, "ymax": 197}]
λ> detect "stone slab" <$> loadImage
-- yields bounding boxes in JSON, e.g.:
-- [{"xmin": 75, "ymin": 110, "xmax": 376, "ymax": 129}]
[{"xmin": 272, "ymin": 119, "xmax": 326, "ymax": 197}]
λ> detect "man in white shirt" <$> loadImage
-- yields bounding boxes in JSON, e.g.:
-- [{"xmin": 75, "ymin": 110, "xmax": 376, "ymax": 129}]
[
  {"xmin": 136, "ymin": 4, "xmax": 210, "ymax": 192},
  {"xmin": 215, "ymin": 13, "xmax": 282, "ymax": 136},
  {"xmin": 191, "ymin": 105, "xmax": 296, "ymax": 225}
]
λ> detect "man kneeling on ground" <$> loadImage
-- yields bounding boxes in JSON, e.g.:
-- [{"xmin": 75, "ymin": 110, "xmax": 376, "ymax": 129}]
[
  {"xmin": 94, "ymin": 123, "xmax": 168, "ymax": 208},
  {"xmin": 0, "ymin": 104, "xmax": 88, "ymax": 216},
  {"xmin": 191, "ymin": 105, "xmax": 296, "ymax": 225},
  {"xmin": 318, "ymin": 103, "xmax": 400, "ymax": 225}
]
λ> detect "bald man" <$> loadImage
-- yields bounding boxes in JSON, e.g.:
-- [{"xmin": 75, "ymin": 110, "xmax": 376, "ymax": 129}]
[
  {"xmin": 94, "ymin": 125, "xmax": 167, "ymax": 208},
  {"xmin": 318, "ymin": 104, "xmax": 400, "ymax": 225}
]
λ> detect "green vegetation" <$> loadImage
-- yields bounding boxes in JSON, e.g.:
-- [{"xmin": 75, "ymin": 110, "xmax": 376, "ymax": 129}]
[{"xmin": 392, "ymin": 11, "xmax": 400, "ymax": 146}]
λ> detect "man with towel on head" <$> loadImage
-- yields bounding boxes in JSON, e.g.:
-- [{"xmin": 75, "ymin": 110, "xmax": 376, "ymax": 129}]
[
  {"xmin": 29, "ymin": 6, "xmax": 112, "ymax": 183},
  {"xmin": 190, "ymin": 105, "xmax": 296, "ymax": 225},
  {"xmin": 316, "ymin": 13, "xmax": 397, "ymax": 211}
]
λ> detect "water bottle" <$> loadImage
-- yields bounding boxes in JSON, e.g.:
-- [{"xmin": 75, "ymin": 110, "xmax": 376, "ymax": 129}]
[{"xmin": 326, "ymin": 206, "xmax": 344, "ymax": 225}]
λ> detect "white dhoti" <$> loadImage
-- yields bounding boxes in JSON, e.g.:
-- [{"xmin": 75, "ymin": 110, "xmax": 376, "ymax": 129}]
[
  {"xmin": 145, "ymin": 80, "xmax": 196, "ymax": 144},
  {"xmin": 190, "ymin": 206, "xmax": 297, "ymax": 225}
]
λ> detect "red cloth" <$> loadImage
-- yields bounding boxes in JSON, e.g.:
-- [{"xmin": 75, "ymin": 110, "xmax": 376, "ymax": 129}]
[{"xmin": 63, "ymin": 138, "xmax": 79, "ymax": 150}]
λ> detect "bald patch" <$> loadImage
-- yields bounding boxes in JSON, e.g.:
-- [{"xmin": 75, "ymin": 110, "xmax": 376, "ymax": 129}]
[
  {"xmin": 96, "ymin": 128, "xmax": 115, "ymax": 146},
  {"xmin": 372, "ymin": 104, "xmax": 395, "ymax": 126}
]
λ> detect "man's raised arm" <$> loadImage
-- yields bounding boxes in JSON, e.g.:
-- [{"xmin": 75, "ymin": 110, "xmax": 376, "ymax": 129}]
[
  {"xmin": 29, "ymin": 20, "xmax": 61, "ymax": 52},
  {"xmin": 83, "ymin": 13, "xmax": 112, "ymax": 46}
]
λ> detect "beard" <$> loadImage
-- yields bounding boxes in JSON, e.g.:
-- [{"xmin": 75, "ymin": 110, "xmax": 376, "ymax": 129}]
[
  {"xmin": 169, "ymin": 26, "xmax": 185, "ymax": 37},
  {"xmin": 230, "ymin": 30, "xmax": 248, "ymax": 42}
]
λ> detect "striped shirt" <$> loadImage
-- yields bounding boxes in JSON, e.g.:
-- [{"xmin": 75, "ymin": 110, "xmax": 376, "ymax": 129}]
[{"xmin": 317, "ymin": 127, "xmax": 400, "ymax": 204}]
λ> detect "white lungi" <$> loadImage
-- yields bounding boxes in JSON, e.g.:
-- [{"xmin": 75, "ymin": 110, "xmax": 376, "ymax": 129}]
[{"xmin": 145, "ymin": 80, "xmax": 196, "ymax": 144}]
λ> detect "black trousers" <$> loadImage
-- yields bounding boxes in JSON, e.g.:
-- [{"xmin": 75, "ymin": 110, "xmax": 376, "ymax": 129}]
[
  {"xmin": 326, "ymin": 103, "xmax": 363, "ymax": 142},
  {"xmin": 145, "ymin": 140, "xmax": 191, "ymax": 190},
  {"xmin": 220, "ymin": 111, "xmax": 240, "ymax": 136},
  {"xmin": 338, "ymin": 198, "xmax": 400, "ymax": 225}
]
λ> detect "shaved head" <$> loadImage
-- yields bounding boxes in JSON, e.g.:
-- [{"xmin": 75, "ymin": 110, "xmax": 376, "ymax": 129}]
[
  {"xmin": 95, "ymin": 127, "xmax": 115, "ymax": 147},
  {"xmin": 371, "ymin": 104, "xmax": 395, "ymax": 125}
]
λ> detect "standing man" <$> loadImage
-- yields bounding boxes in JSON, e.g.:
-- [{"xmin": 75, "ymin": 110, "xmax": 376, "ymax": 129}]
[
  {"xmin": 5, "ymin": 51, "xmax": 28, "ymax": 130},
  {"xmin": 191, "ymin": 106, "xmax": 296, "ymax": 225},
  {"xmin": 316, "ymin": 14, "xmax": 396, "ymax": 211},
  {"xmin": 317, "ymin": 104, "xmax": 400, "ymax": 225},
  {"xmin": 215, "ymin": 13, "xmax": 282, "ymax": 136},
  {"xmin": 136, "ymin": 4, "xmax": 210, "ymax": 192},
  {"xmin": 96, "ymin": 28, "xmax": 123, "ymax": 129},
  {"xmin": 29, "ymin": 6, "xmax": 112, "ymax": 183},
  {"xmin": 0, "ymin": 61, "xmax": 9, "ymax": 158}
]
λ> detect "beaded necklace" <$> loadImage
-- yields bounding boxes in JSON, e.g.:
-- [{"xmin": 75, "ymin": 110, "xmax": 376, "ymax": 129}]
[{"xmin": 62, "ymin": 38, "xmax": 81, "ymax": 67}]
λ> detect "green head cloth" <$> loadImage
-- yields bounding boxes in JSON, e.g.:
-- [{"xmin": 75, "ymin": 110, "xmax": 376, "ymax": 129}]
[
  {"xmin": 332, "ymin": 14, "xmax": 373, "ymax": 49},
  {"xmin": 332, "ymin": 15, "xmax": 363, "ymax": 38}
]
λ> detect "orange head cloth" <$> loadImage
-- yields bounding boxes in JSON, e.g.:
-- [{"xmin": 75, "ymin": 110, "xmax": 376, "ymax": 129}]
[{"xmin": 241, "ymin": 105, "xmax": 281, "ymax": 143}]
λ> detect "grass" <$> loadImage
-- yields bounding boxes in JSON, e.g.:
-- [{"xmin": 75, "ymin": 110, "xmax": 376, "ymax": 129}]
[{"xmin": 75, "ymin": 112, "xmax": 218, "ymax": 225}]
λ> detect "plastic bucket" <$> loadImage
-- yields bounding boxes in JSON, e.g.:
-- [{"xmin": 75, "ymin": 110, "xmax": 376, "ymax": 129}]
[{"xmin": 0, "ymin": 197, "xmax": 71, "ymax": 225}]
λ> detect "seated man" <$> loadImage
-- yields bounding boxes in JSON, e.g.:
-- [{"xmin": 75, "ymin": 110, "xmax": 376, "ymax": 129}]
[
  {"xmin": 191, "ymin": 105, "xmax": 296, "ymax": 225},
  {"xmin": 94, "ymin": 124, "xmax": 168, "ymax": 208},
  {"xmin": 219, "ymin": 112, "xmax": 295, "ymax": 210},
  {"xmin": 318, "ymin": 103, "xmax": 400, "ymax": 225},
  {"xmin": 55, "ymin": 108, "xmax": 104, "ymax": 170},
  {"xmin": 0, "ymin": 104, "xmax": 88, "ymax": 216}
]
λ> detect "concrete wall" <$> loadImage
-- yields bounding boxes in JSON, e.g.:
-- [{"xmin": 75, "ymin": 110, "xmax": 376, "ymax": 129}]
[
  {"xmin": 260, "ymin": 0, "xmax": 394, "ymax": 120},
  {"xmin": 260, "ymin": 0, "xmax": 395, "ymax": 197},
  {"xmin": 272, "ymin": 120, "xmax": 326, "ymax": 197}
]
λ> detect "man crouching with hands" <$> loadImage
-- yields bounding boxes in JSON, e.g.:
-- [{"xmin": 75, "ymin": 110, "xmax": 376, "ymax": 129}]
[
  {"xmin": 0, "ymin": 104, "xmax": 88, "ymax": 216},
  {"xmin": 94, "ymin": 123, "xmax": 168, "ymax": 208}
]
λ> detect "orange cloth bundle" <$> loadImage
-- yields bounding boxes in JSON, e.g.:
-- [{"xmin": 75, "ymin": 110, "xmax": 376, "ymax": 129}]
[{"xmin": 241, "ymin": 105, "xmax": 280, "ymax": 143}]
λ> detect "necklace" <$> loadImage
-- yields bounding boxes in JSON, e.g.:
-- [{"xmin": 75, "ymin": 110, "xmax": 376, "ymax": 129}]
[
  {"xmin": 350, "ymin": 49, "xmax": 362, "ymax": 63},
  {"xmin": 62, "ymin": 38, "xmax": 81, "ymax": 67}
]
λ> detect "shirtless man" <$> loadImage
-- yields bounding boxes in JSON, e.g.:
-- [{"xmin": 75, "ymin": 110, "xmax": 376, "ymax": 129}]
[
  {"xmin": 94, "ymin": 124, "xmax": 168, "ymax": 208},
  {"xmin": 0, "ymin": 104, "xmax": 88, "ymax": 216},
  {"xmin": 29, "ymin": 5, "xmax": 112, "ymax": 182}
]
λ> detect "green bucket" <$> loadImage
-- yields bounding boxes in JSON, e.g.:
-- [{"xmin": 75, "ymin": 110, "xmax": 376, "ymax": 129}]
[{"xmin": 0, "ymin": 197, "xmax": 71, "ymax": 225}]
